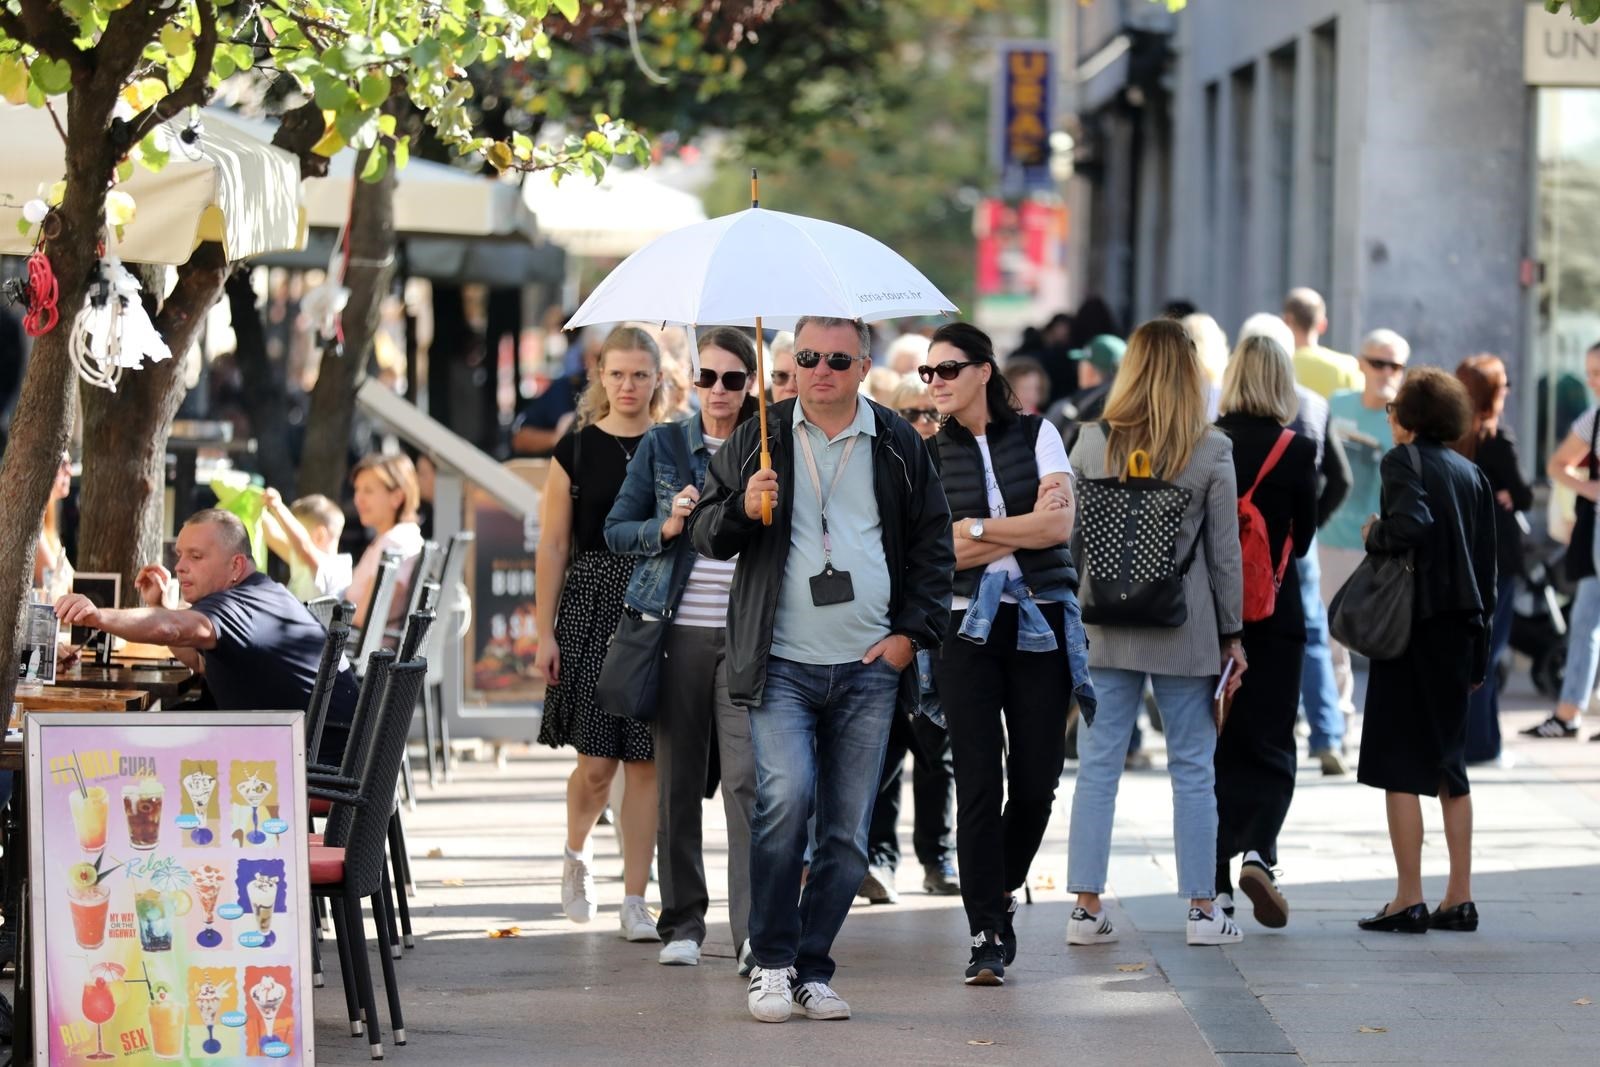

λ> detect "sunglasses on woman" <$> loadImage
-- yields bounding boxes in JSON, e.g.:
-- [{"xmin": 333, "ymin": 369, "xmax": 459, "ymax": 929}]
[
  {"xmin": 696, "ymin": 368, "xmax": 749, "ymax": 392},
  {"xmin": 770, "ymin": 370, "xmax": 793, "ymax": 387},
  {"xmin": 898, "ymin": 408, "xmax": 939, "ymax": 424},
  {"xmin": 917, "ymin": 359, "xmax": 982, "ymax": 384},
  {"xmin": 794, "ymin": 349, "xmax": 867, "ymax": 371}
]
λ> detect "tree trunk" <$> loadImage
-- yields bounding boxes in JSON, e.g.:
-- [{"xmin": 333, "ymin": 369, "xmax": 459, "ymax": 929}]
[
  {"xmin": 78, "ymin": 243, "xmax": 228, "ymax": 595},
  {"xmin": 0, "ymin": 90, "xmax": 122, "ymax": 709},
  {"xmin": 297, "ymin": 148, "xmax": 398, "ymax": 499},
  {"xmin": 228, "ymin": 270, "xmax": 297, "ymax": 495}
]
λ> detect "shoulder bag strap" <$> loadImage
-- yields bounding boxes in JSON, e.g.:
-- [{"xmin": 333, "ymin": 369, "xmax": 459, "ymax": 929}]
[
  {"xmin": 1588, "ymin": 410, "xmax": 1600, "ymax": 479},
  {"xmin": 569, "ymin": 426, "xmax": 583, "ymax": 501},
  {"xmin": 1243, "ymin": 429, "xmax": 1296, "ymax": 504}
]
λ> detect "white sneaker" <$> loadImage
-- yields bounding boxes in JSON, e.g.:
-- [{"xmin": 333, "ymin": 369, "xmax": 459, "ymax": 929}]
[
  {"xmin": 737, "ymin": 939, "xmax": 755, "ymax": 977},
  {"xmin": 747, "ymin": 966, "xmax": 796, "ymax": 1023},
  {"xmin": 1066, "ymin": 906, "xmax": 1119, "ymax": 945},
  {"xmin": 1186, "ymin": 905, "xmax": 1244, "ymax": 946},
  {"xmin": 619, "ymin": 897, "xmax": 659, "ymax": 942},
  {"xmin": 659, "ymin": 939, "xmax": 700, "ymax": 966},
  {"xmin": 794, "ymin": 981, "xmax": 851, "ymax": 1020},
  {"xmin": 561, "ymin": 852, "xmax": 597, "ymax": 924},
  {"xmin": 1215, "ymin": 892, "xmax": 1236, "ymax": 917}
]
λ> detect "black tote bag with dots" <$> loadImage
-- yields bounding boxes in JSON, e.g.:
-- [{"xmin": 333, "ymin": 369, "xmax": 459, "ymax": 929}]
[{"xmin": 1072, "ymin": 444, "xmax": 1202, "ymax": 628}]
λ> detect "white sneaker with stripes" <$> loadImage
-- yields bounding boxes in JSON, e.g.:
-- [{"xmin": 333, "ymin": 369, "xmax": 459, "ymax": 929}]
[
  {"xmin": 794, "ymin": 981, "xmax": 851, "ymax": 1020},
  {"xmin": 1186, "ymin": 905, "xmax": 1244, "ymax": 946},
  {"xmin": 747, "ymin": 966, "xmax": 796, "ymax": 1023},
  {"xmin": 1066, "ymin": 906, "xmax": 1119, "ymax": 945}
]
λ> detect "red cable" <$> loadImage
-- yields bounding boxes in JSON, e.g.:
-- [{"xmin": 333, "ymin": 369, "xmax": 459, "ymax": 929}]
[{"xmin": 22, "ymin": 250, "xmax": 58, "ymax": 337}]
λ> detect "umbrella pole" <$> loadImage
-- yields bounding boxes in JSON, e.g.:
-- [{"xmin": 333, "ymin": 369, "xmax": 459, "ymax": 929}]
[{"xmin": 752, "ymin": 168, "xmax": 773, "ymax": 526}]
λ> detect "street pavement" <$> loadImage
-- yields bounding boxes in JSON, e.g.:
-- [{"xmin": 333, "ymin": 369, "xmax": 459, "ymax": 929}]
[{"xmin": 313, "ymin": 673, "xmax": 1600, "ymax": 1065}]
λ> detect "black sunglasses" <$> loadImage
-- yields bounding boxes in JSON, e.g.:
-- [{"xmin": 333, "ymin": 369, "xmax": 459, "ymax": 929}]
[
  {"xmin": 770, "ymin": 370, "xmax": 793, "ymax": 386},
  {"xmin": 1363, "ymin": 356, "xmax": 1405, "ymax": 373},
  {"xmin": 917, "ymin": 359, "xmax": 982, "ymax": 384},
  {"xmin": 898, "ymin": 408, "xmax": 939, "ymax": 424},
  {"xmin": 794, "ymin": 349, "xmax": 867, "ymax": 371},
  {"xmin": 696, "ymin": 368, "xmax": 749, "ymax": 392}
]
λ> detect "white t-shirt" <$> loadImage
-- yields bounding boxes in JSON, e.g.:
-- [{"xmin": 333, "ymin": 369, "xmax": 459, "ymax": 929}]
[
  {"xmin": 288, "ymin": 552, "xmax": 355, "ymax": 603},
  {"xmin": 951, "ymin": 419, "xmax": 1073, "ymax": 610}
]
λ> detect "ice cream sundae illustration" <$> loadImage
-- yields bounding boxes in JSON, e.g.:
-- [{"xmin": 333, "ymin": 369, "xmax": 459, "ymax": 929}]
[
  {"xmin": 249, "ymin": 974, "xmax": 287, "ymax": 1053},
  {"xmin": 247, "ymin": 871, "xmax": 281, "ymax": 948},
  {"xmin": 236, "ymin": 772, "xmax": 273, "ymax": 846},
  {"xmin": 184, "ymin": 769, "xmax": 217, "ymax": 845},
  {"xmin": 197, "ymin": 978, "xmax": 230, "ymax": 1055},
  {"xmin": 191, "ymin": 864, "xmax": 227, "ymax": 947}
]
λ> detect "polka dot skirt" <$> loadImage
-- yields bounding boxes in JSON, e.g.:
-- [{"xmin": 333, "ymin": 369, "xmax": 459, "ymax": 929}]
[{"xmin": 537, "ymin": 550, "xmax": 654, "ymax": 762}]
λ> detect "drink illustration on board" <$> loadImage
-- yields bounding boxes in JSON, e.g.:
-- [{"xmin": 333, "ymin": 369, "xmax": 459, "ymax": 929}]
[
  {"xmin": 122, "ymin": 776, "xmax": 164, "ymax": 851},
  {"xmin": 79, "ymin": 961, "xmax": 123, "ymax": 1062}
]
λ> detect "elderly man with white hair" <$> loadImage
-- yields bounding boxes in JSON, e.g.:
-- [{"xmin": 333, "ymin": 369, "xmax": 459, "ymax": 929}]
[
  {"xmin": 885, "ymin": 332, "xmax": 931, "ymax": 376},
  {"xmin": 1239, "ymin": 312, "xmax": 1353, "ymax": 787}
]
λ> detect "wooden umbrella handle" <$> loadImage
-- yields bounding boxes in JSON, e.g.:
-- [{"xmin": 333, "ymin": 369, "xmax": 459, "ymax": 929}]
[{"xmin": 755, "ymin": 313, "xmax": 773, "ymax": 526}]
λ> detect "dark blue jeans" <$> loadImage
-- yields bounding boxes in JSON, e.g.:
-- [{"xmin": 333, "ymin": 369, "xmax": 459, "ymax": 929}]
[
  {"xmin": 1466, "ymin": 576, "xmax": 1517, "ymax": 763},
  {"xmin": 747, "ymin": 656, "xmax": 901, "ymax": 984}
]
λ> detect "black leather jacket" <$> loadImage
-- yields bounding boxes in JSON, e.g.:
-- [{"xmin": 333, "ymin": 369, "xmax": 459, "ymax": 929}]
[{"xmin": 687, "ymin": 397, "xmax": 954, "ymax": 711}]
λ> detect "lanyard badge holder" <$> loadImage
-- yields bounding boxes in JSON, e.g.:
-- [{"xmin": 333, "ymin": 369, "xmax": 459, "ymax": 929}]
[{"xmin": 798, "ymin": 429, "xmax": 857, "ymax": 606}]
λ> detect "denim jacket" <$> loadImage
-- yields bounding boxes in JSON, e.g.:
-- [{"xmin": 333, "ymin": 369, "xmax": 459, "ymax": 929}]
[{"xmin": 602, "ymin": 415, "xmax": 709, "ymax": 618}]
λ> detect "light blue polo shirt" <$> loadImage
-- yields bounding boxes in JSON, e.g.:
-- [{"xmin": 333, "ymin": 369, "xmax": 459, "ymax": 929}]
[{"xmin": 770, "ymin": 396, "xmax": 892, "ymax": 665}]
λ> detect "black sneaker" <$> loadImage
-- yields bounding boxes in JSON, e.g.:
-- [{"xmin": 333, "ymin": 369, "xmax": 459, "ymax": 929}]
[
  {"xmin": 1001, "ymin": 895, "xmax": 1019, "ymax": 965},
  {"xmin": 923, "ymin": 860, "xmax": 960, "ymax": 896},
  {"xmin": 1521, "ymin": 714, "xmax": 1579, "ymax": 739},
  {"xmin": 964, "ymin": 932, "xmax": 1005, "ymax": 986}
]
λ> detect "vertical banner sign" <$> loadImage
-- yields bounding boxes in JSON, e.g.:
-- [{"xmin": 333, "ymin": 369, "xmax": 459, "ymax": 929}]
[
  {"xmin": 466, "ymin": 460, "xmax": 548, "ymax": 704},
  {"xmin": 992, "ymin": 41, "xmax": 1056, "ymax": 193},
  {"xmin": 28, "ymin": 713, "xmax": 313, "ymax": 1066}
]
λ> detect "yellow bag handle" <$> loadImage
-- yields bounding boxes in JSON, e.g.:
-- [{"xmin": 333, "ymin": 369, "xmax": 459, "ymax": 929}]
[{"xmin": 1126, "ymin": 450, "xmax": 1152, "ymax": 479}]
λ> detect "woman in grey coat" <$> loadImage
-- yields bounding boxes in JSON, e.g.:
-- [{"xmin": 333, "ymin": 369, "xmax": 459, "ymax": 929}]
[{"xmin": 1065, "ymin": 318, "xmax": 1248, "ymax": 948}]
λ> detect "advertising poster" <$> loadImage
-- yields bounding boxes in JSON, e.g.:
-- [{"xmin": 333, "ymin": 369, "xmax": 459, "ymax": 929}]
[
  {"xmin": 27, "ymin": 713, "xmax": 312, "ymax": 1066},
  {"xmin": 465, "ymin": 460, "xmax": 547, "ymax": 704},
  {"xmin": 17, "ymin": 602, "xmax": 60, "ymax": 686}
]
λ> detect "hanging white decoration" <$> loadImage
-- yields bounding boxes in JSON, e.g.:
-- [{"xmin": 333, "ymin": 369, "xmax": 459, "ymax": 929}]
[{"xmin": 69, "ymin": 254, "xmax": 172, "ymax": 392}]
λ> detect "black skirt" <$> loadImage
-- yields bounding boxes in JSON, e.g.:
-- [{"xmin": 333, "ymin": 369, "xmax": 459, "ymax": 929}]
[
  {"xmin": 1357, "ymin": 614, "xmax": 1476, "ymax": 798},
  {"xmin": 1215, "ymin": 628, "xmax": 1303, "ymax": 862}
]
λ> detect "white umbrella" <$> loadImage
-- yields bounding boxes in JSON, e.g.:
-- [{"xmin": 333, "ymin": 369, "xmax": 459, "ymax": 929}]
[
  {"xmin": 0, "ymin": 104, "xmax": 305, "ymax": 265},
  {"xmin": 566, "ymin": 177, "xmax": 958, "ymax": 525},
  {"xmin": 565, "ymin": 204, "xmax": 956, "ymax": 330}
]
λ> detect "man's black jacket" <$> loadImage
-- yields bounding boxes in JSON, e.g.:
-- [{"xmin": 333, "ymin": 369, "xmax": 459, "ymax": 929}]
[{"xmin": 687, "ymin": 396, "xmax": 954, "ymax": 711}]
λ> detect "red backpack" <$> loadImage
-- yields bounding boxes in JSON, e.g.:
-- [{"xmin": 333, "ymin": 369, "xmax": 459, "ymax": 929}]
[{"xmin": 1239, "ymin": 430, "xmax": 1295, "ymax": 623}]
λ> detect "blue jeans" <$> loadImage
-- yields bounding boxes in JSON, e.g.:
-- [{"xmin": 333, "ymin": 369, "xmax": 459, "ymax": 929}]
[
  {"xmin": 1560, "ymin": 575, "xmax": 1600, "ymax": 710},
  {"xmin": 747, "ymin": 656, "xmax": 901, "ymax": 983},
  {"xmin": 1466, "ymin": 576, "xmax": 1516, "ymax": 762},
  {"xmin": 1297, "ymin": 543, "xmax": 1344, "ymax": 752},
  {"xmin": 1068, "ymin": 668, "xmax": 1219, "ymax": 899}
]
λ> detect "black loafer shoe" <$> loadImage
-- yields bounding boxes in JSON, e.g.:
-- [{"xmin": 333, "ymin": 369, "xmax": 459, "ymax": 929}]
[
  {"xmin": 1429, "ymin": 901, "xmax": 1479, "ymax": 932},
  {"xmin": 1357, "ymin": 902, "xmax": 1430, "ymax": 933}
]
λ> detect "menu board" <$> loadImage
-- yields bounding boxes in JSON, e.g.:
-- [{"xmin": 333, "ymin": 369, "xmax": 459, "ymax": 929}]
[
  {"xmin": 27, "ymin": 713, "xmax": 313, "ymax": 1066},
  {"xmin": 465, "ymin": 460, "xmax": 548, "ymax": 703}
]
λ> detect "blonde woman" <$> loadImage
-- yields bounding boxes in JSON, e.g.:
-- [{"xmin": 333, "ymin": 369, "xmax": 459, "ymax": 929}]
[
  {"xmin": 347, "ymin": 452, "xmax": 425, "ymax": 632},
  {"xmin": 535, "ymin": 325, "xmax": 668, "ymax": 941},
  {"xmin": 1182, "ymin": 312, "xmax": 1230, "ymax": 420},
  {"xmin": 1212, "ymin": 336, "xmax": 1317, "ymax": 929},
  {"xmin": 1066, "ymin": 318, "xmax": 1247, "ymax": 948},
  {"xmin": 35, "ymin": 450, "xmax": 74, "ymax": 603}
]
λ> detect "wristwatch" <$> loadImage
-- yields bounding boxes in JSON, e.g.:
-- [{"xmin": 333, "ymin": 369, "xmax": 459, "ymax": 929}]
[{"xmin": 971, "ymin": 518, "xmax": 986, "ymax": 541}]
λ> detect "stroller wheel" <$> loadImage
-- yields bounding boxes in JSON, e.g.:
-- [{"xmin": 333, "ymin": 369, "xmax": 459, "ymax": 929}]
[{"xmin": 1533, "ymin": 645, "xmax": 1567, "ymax": 700}]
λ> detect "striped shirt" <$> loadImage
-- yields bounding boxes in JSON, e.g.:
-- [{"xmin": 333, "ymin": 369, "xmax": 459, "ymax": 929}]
[{"xmin": 676, "ymin": 435, "xmax": 738, "ymax": 628}]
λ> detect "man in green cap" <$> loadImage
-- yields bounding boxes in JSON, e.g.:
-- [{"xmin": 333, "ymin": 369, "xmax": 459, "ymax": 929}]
[{"xmin": 1046, "ymin": 334, "xmax": 1126, "ymax": 452}]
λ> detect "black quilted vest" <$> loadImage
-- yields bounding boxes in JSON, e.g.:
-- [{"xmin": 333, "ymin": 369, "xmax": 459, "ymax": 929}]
[{"xmin": 935, "ymin": 414, "xmax": 1078, "ymax": 598}]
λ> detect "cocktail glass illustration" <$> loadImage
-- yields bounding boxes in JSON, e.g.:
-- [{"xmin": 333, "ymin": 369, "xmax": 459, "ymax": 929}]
[
  {"xmin": 183, "ymin": 769, "xmax": 217, "ymax": 845},
  {"xmin": 135, "ymin": 889, "xmax": 173, "ymax": 952},
  {"xmin": 247, "ymin": 872, "xmax": 281, "ymax": 948},
  {"xmin": 236, "ymin": 773, "xmax": 272, "ymax": 845},
  {"xmin": 81, "ymin": 962, "xmax": 124, "ymax": 1061},
  {"xmin": 69, "ymin": 785, "xmax": 108, "ymax": 853},
  {"xmin": 191, "ymin": 865, "xmax": 227, "ymax": 948},
  {"xmin": 249, "ymin": 974, "xmax": 286, "ymax": 1053},
  {"xmin": 196, "ymin": 979, "xmax": 229, "ymax": 1055},
  {"xmin": 148, "ymin": 980, "xmax": 183, "ymax": 1060},
  {"xmin": 122, "ymin": 778, "xmax": 164, "ymax": 851},
  {"xmin": 68, "ymin": 880, "xmax": 110, "ymax": 950}
]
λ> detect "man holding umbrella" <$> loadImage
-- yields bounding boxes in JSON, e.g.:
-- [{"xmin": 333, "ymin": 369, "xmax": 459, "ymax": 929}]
[{"xmin": 689, "ymin": 315, "xmax": 954, "ymax": 1023}]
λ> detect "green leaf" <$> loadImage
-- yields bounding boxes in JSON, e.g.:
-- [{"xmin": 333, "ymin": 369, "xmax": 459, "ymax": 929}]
[
  {"xmin": 160, "ymin": 24, "xmax": 193, "ymax": 58},
  {"xmin": 214, "ymin": 52, "xmax": 237, "ymax": 80},
  {"xmin": 378, "ymin": 113, "xmax": 397, "ymax": 136},
  {"xmin": 313, "ymin": 74, "xmax": 354, "ymax": 111},
  {"xmin": 30, "ymin": 58, "xmax": 71, "ymax": 96},
  {"xmin": 392, "ymin": 134, "xmax": 410, "ymax": 170},
  {"xmin": 359, "ymin": 73, "xmax": 391, "ymax": 109},
  {"xmin": 116, "ymin": 160, "xmax": 134, "ymax": 183},
  {"xmin": 359, "ymin": 143, "xmax": 389, "ymax": 183},
  {"xmin": 16, "ymin": 218, "xmax": 31, "ymax": 238},
  {"xmin": 553, "ymin": 0, "xmax": 579, "ymax": 20},
  {"xmin": 138, "ymin": 131, "xmax": 170, "ymax": 173}
]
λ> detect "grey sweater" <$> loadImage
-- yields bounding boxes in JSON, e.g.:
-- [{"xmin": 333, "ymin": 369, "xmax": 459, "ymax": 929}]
[{"xmin": 1069, "ymin": 424, "xmax": 1244, "ymax": 677}]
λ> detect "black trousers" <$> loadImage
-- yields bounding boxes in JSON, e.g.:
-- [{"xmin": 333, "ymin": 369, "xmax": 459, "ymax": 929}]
[
  {"xmin": 1215, "ymin": 628, "xmax": 1302, "ymax": 875},
  {"xmin": 935, "ymin": 602, "xmax": 1071, "ymax": 936},
  {"xmin": 866, "ymin": 709, "xmax": 955, "ymax": 871}
]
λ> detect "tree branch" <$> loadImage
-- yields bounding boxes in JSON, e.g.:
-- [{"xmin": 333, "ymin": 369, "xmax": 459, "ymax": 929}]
[
  {"xmin": 13, "ymin": 0, "xmax": 87, "ymax": 72},
  {"xmin": 124, "ymin": 1, "xmax": 221, "ymax": 146}
]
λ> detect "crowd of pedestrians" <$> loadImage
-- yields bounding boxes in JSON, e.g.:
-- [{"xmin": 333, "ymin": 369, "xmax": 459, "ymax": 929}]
[{"xmin": 526, "ymin": 282, "xmax": 1583, "ymax": 1022}]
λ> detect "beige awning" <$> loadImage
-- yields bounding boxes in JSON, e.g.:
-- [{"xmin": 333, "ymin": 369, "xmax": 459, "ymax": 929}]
[
  {"xmin": 524, "ymin": 167, "xmax": 706, "ymax": 258},
  {"xmin": 0, "ymin": 103, "xmax": 306, "ymax": 265}
]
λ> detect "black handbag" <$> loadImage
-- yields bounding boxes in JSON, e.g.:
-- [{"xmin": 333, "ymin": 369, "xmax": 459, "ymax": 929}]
[
  {"xmin": 595, "ymin": 422, "xmax": 696, "ymax": 721},
  {"xmin": 1073, "ymin": 444, "xmax": 1201, "ymax": 628},
  {"xmin": 1567, "ymin": 413, "xmax": 1600, "ymax": 582},
  {"xmin": 1328, "ymin": 444, "xmax": 1419, "ymax": 661}
]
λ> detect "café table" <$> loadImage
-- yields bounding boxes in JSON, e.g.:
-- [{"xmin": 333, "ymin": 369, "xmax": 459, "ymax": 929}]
[
  {"xmin": 55, "ymin": 662, "xmax": 199, "ymax": 706},
  {"xmin": 13, "ymin": 686, "xmax": 154, "ymax": 713}
]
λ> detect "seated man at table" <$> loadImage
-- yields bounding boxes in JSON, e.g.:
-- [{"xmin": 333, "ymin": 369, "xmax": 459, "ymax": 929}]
[{"xmin": 53, "ymin": 509, "xmax": 359, "ymax": 764}]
